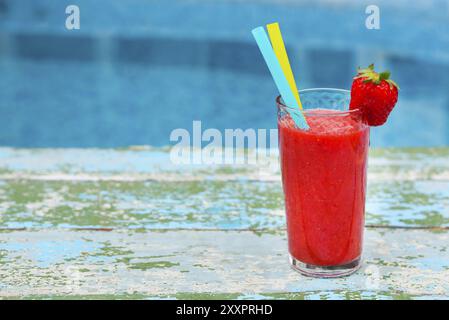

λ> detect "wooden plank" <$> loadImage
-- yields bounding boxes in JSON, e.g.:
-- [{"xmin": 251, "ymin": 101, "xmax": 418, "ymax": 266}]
[
  {"xmin": 0, "ymin": 148, "xmax": 447, "ymax": 229},
  {"xmin": 0, "ymin": 148, "xmax": 447, "ymax": 299},
  {"xmin": 0, "ymin": 179, "xmax": 447, "ymax": 229},
  {"xmin": 0, "ymin": 228, "xmax": 447, "ymax": 299},
  {"xmin": 0, "ymin": 148, "xmax": 448, "ymax": 182}
]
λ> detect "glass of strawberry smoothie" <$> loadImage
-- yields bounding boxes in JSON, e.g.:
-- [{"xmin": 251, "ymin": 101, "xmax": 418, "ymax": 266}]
[{"xmin": 277, "ymin": 88, "xmax": 370, "ymax": 278}]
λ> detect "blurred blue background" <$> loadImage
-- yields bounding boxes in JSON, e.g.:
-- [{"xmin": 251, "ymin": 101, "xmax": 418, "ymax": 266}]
[{"xmin": 0, "ymin": 0, "xmax": 449, "ymax": 147}]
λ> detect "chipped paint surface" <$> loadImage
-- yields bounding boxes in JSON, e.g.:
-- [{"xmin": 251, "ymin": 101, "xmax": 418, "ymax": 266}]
[
  {"xmin": 0, "ymin": 147, "xmax": 448, "ymax": 182},
  {"xmin": 0, "ymin": 148, "xmax": 447, "ymax": 229},
  {"xmin": 0, "ymin": 179, "xmax": 447, "ymax": 229},
  {"xmin": 0, "ymin": 229, "xmax": 448, "ymax": 299},
  {"xmin": 0, "ymin": 148, "xmax": 448, "ymax": 299}
]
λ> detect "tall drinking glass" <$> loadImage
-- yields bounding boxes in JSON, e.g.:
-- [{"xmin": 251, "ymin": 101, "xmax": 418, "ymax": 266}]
[{"xmin": 277, "ymin": 88, "xmax": 370, "ymax": 278}]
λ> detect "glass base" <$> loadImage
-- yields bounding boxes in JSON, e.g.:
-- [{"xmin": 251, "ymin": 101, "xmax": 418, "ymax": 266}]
[{"xmin": 289, "ymin": 255, "xmax": 361, "ymax": 278}]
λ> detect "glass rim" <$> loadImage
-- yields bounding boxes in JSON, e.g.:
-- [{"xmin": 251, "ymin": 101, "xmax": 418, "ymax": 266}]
[{"xmin": 276, "ymin": 88, "xmax": 360, "ymax": 116}]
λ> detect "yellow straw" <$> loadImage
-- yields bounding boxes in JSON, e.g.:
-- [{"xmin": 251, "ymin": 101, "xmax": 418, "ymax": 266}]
[{"xmin": 267, "ymin": 22, "xmax": 303, "ymax": 110}]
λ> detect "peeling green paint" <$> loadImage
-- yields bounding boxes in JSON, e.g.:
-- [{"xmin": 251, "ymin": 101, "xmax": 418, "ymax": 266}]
[{"xmin": 128, "ymin": 261, "xmax": 180, "ymax": 270}]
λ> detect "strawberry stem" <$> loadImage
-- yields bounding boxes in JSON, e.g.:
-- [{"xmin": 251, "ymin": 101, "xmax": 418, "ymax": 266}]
[{"xmin": 354, "ymin": 64, "xmax": 399, "ymax": 90}]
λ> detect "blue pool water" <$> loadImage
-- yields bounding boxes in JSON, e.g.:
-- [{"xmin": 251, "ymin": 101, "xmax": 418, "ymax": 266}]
[{"xmin": 0, "ymin": 0, "xmax": 449, "ymax": 147}]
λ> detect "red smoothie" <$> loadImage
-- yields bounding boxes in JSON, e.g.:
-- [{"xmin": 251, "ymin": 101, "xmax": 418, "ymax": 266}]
[{"xmin": 278, "ymin": 109, "xmax": 369, "ymax": 267}]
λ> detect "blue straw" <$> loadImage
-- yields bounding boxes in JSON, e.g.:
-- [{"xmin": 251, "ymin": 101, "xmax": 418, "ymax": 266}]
[{"xmin": 251, "ymin": 26, "xmax": 309, "ymax": 130}]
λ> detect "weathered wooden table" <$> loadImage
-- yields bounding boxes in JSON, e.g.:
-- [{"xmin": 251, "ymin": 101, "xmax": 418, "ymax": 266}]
[{"xmin": 0, "ymin": 147, "xmax": 448, "ymax": 299}]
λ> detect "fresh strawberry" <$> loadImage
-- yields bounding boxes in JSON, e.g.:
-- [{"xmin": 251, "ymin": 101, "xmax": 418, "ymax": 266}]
[{"xmin": 349, "ymin": 64, "xmax": 399, "ymax": 126}]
